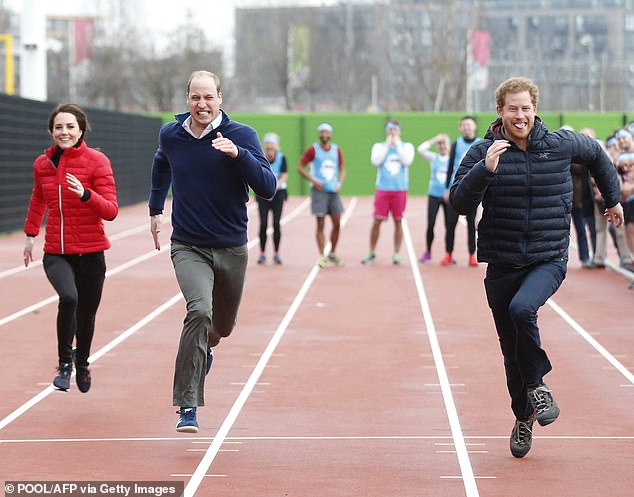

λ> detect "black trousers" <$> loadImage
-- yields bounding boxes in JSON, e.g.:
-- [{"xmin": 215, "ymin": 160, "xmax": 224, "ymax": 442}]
[
  {"xmin": 425, "ymin": 195, "xmax": 451, "ymax": 252},
  {"xmin": 484, "ymin": 257, "xmax": 567, "ymax": 420},
  {"xmin": 43, "ymin": 252, "xmax": 106, "ymax": 367},
  {"xmin": 445, "ymin": 203, "xmax": 477, "ymax": 255},
  {"xmin": 257, "ymin": 190, "xmax": 285, "ymax": 252}
]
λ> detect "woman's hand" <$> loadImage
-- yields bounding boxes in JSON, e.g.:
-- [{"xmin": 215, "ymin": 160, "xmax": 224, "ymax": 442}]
[
  {"xmin": 23, "ymin": 236, "xmax": 35, "ymax": 267},
  {"xmin": 66, "ymin": 173, "xmax": 85, "ymax": 198}
]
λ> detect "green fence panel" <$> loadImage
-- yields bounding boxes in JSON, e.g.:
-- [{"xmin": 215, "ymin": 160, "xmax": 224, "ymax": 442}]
[
  {"xmin": 560, "ymin": 112, "xmax": 627, "ymax": 140},
  {"xmin": 157, "ymin": 111, "xmax": 630, "ymax": 196}
]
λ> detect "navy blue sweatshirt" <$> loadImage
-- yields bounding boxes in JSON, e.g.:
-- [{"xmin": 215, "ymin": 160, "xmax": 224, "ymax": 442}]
[{"xmin": 149, "ymin": 111, "xmax": 277, "ymax": 248}]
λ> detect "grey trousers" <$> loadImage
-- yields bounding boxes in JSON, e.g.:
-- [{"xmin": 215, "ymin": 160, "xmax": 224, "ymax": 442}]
[{"xmin": 170, "ymin": 241, "xmax": 248, "ymax": 407}]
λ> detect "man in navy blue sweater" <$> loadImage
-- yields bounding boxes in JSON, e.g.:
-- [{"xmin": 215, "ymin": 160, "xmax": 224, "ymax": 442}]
[{"xmin": 149, "ymin": 70, "xmax": 276, "ymax": 433}]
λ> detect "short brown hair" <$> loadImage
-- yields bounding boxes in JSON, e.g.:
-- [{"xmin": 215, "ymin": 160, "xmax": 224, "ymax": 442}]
[
  {"xmin": 495, "ymin": 77, "xmax": 539, "ymax": 108},
  {"xmin": 48, "ymin": 103, "xmax": 90, "ymax": 137},
  {"xmin": 186, "ymin": 70, "xmax": 222, "ymax": 96}
]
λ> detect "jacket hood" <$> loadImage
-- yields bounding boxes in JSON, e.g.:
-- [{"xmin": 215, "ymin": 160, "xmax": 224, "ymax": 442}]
[{"xmin": 484, "ymin": 116, "xmax": 548, "ymax": 143}]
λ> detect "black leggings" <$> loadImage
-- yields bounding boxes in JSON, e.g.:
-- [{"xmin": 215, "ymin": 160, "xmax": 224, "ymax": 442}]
[
  {"xmin": 43, "ymin": 252, "xmax": 106, "ymax": 367},
  {"xmin": 445, "ymin": 203, "xmax": 477, "ymax": 255},
  {"xmin": 426, "ymin": 195, "xmax": 450, "ymax": 252},
  {"xmin": 257, "ymin": 190, "xmax": 285, "ymax": 252}
]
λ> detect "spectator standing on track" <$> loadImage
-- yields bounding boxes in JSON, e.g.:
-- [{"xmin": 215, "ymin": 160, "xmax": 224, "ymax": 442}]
[
  {"xmin": 578, "ymin": 128, "xmax": 599, "ymax": 255},
  {"xmin": 617, "ymin": 152, "xmax": 634, "ymax": 284},
  {"xmin": 149, "ymin": 71, "xmax": 276, "ymax": 433},
  {"xmin": 589, "ymin": 134, "xmax": 633, "ymax": 268},
  {"xmin": 444, "ymin": 116, "xmax": 482, "ymax": 267},
  {"xmin": 256, "ymin": 133, "xmax": 288, "ymax": 265},
  {"xmin": 416, "ymin": 133, "xmax": 451, "ymax": 264},
  {"xmin": 589, "ymin": 161, "xmax": 633, "ymax": 269},
  {"xmin": 361, "ymin": 119, "xmax": 415, "ymax": 265},
  {"xmin": 298, "ymin": 123, "xmax": 346, "ymax": 267},
  {"xmin": 23, "ymin": 103, "xmax": 118, "ymax": 394},
  {"xmin": 451, "ymin": 77, "xmax": 623, "ymax": 458}
]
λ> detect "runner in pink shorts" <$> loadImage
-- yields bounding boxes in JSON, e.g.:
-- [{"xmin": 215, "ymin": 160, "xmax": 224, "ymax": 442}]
[{"xmin": 361, "ymin": 119, "xmax": 415, "ymax": 265}]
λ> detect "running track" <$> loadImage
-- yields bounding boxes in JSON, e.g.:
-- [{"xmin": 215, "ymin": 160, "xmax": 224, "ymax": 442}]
[{"xmin": 0, "ymin": 197, "xmax": 632, "ymax": 497}]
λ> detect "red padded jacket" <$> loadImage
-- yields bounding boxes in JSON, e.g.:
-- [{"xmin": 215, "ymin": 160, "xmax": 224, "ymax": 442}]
[{"xmin": 24, "ymin": 141, "xmax": 118, "ymax": 254}]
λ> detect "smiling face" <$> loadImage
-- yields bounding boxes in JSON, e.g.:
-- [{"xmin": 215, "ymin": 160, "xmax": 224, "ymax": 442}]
[
  {"xmin": 51, "ymin": 112, "xmax": 82, "ymax": 150},
  {"xmin": 497, "ymin": 90, "xmax": 536, "ymax": 148},
  {"xmin": 186, "ymin": 74, "xmax": 222, "ymax": 134}
]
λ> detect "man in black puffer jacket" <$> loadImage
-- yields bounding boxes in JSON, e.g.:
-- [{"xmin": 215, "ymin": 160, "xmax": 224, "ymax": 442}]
[{"xmin": 450, "ymin": 77, "xmax": 624, "ymax": 459}]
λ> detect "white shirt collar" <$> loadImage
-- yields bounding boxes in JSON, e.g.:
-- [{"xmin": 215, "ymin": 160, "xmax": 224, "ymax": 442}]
[{"xmin": 182, "ymin": 112, "xmax": 223, "ymax": 139}]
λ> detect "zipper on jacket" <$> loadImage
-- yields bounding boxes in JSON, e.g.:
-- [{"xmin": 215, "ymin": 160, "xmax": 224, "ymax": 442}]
[
  {"xmin": 523, "ymin": 150, "xmax": 530, "ymax": 259},
  {"xmin": 58, "ymin": 183, "xmax": 64, "ymax": 254}
]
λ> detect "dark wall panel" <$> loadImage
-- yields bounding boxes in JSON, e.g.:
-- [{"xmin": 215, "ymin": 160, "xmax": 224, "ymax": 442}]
[{"xmin": 0, "ymin": 94, "xmax": 161, "ymax": 233}]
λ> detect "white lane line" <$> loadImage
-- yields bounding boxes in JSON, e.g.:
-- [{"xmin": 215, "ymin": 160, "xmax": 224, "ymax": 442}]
[
  {"xmin": 0, "ymin": 219, "xmax": 174, "ymax": 279},
  {"xmin": 546, "ymin": 299, "xmax": 634, "ymax": 385},
  {"xmin": 183, "ymin": 198, "xmax": 357, "ymax": 497},
  {"xmin": 3, "ymin": 434, "xmax": 634, "ymax": 444},
  {"xmin": 0, "ymin": 199, "xmax": 309, "ymax": 329},
  {"xmin": 0, "ymin": 294, "xmax": 182, "ymax": 431},
  {"xmin": 171, "ymin": 475, "xmax": 226, "ymax": 478},
  {"xmin": 0, "ymin": 248, "xmax": 170, "ymax": 328},
  {"xmin": 0, "ymin": 200, "xmax": 310, "ymax": 431},
  {"xmin": 442, "ymin": 476, "xmax": 496, "ymax": 480},
  {"xmin": 402, "ymin": 217, "xmax": 479, "ymax": 497},
  {"xmin": 568, "ymin": 239, "xmax": 633, "ymax": 280}
]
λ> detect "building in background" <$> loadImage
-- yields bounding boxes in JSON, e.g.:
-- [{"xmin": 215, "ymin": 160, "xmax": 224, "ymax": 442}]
[
  {"xmin": 2, "ymin": 0, "xmax": 633, "ymax": 112},
  {"xmin": 233, "ymin": 0, "xmax": 634, "ymax": 112}
]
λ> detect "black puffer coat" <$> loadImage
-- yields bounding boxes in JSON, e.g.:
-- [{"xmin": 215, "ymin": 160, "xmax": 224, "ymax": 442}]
[{"xmin": 450, "ymin": 118, "xmax": 620, "ymax": 268}]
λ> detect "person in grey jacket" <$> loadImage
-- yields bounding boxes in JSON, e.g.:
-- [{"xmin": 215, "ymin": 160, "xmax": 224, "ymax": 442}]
[{"xmin": 450, "ymin": 77, "xmax": 623, "ymax": 459}]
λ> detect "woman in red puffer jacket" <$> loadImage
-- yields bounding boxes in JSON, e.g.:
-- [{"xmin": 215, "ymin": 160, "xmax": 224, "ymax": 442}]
[{"xmin": 23, "ymin": 103, "xmax": 118, "ymax": 394}]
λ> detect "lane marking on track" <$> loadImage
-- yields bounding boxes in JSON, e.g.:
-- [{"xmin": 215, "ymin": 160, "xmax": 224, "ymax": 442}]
[
  {"xmin": 442, "ymin": 476, "xmax": 496, "ymax": 480},
  {"xmin": 3, "ymin": 434, "xmax": 634, "ymax": 444},
  {"xmin": 437, "ymin": 450, "xmax": 489, "ymax": 454},
  {"xmin": 0, "ymin": 218, "xmax": 177, "ymax": 279},
  {"xmin": 568, "ymin": 239, "xmax": 634, "ymax": 280},
  {"xmin": 182, "ymin": 198, "xmax": 357, "ymax": 497},
  {"xmin": 0, "ymin": 200, "xmax": 310, "ymax": 431},
  {"xmin": 0, "ymin": 200, "xmax": 308, "ymax": 330},
  {"xmin": 402, "ymin": 217, "xmax": 479, "ymax": 497},
  {"xmin": 170, "ymin": 475, "xmax": 226, "ymax": 478},
  {"xmin": 0, "ymin": 248, "xmax": 171, "ymax": 328},
  {"xmin": 0, "ymin": 294, "xmax": 183, "ymax": 432},
  {"xmin": 546, "ymin": 299, "xmax": 634, "ymax": 385}
]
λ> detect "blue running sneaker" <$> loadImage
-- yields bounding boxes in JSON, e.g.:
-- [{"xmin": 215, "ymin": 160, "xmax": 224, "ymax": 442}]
[
  {"xmin": 176, "ymin": 407, "xmax": 198, "ymax": 433},
  {"xmin": 206, "ymin": 346, "xmax": 214, "ymax": 376}
]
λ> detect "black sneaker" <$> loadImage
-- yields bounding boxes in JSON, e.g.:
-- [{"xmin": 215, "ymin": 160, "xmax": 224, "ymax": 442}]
[
  {"xmin": 205, "ymin": 346, "xmax": 214, "ymax": 376},
  {"xmin": 76, "ymin": 366, "xmax": 92, "ymax": 393},
  {"xmin": 53, "ymin": 362, "xmax": 72, "ymax": 391},
  {"xmin": 528, "ymin": 382, "xmax": 560, "ymax": 426},
  {"xmin": 510, "ymin": 414, "xmax": 535, "ymax": 458}
]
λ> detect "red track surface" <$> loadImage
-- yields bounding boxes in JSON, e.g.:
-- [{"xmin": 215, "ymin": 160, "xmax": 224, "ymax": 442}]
[{"xmin": 1, "ymin": 197, "xmax": 632, "ymax": 497}]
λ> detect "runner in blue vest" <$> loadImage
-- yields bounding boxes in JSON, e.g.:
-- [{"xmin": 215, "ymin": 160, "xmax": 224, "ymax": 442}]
[
  {"xmin": 256, "ymin": 133, "xmax": 287, "ymax": 265},
  {"xmin": 298, "ymin": 123, "xmax": 346, "ymax": 267},
  {"xmin": 444, "ymin": 116, "xmax": 482, "ymax": 267},
  {"xmin": 417, "ymin": 133, "xmax": 451, "ymax": 263}
]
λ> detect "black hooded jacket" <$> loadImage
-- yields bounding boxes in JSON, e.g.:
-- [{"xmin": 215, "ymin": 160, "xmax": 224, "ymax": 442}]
[{"xmin": 450, "ymin": 117, "xmax": 620, "ymax": 268}]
